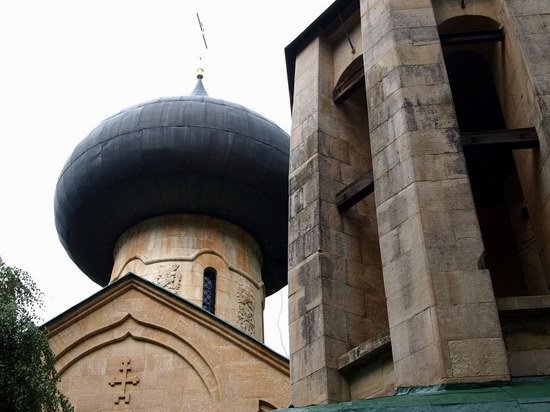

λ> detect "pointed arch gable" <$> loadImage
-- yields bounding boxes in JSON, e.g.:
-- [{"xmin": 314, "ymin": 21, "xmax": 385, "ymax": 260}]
[
  {"xmin": 55, "ymin": 313, "xmax": 221, "ymax": 402},
  {"xmin": 45, "ymin": 276, "xmax": 289, "ymax": 379}
]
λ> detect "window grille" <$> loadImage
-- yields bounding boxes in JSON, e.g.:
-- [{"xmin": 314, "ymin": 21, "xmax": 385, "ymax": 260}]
[{"xmin": 202, "ymin": 268, "xmax": 216, "ymax": 313}]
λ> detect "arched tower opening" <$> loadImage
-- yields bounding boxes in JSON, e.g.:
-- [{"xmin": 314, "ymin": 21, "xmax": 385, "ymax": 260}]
[
  {"xmin": 333, "ymin": 54, "xmax": 388, "ymax": 348},
  {"xmin": 439, "ymin": 14, "xmax": 546, "ymax": 297}
]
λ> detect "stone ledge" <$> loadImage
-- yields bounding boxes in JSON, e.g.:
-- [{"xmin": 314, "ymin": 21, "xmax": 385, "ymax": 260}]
[
  {"xmin": 337, "ymin": 332, "xmax": 391, "ymax": 373},
  {"xmin": 496, "ymin": 295, "xmax": 550, "ymax": 316}
]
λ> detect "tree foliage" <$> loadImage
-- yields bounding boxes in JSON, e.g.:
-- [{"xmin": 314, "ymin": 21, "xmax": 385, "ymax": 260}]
[{"xmin": 0, "ymin": 257, "xmax": 73, "ymax": 411}]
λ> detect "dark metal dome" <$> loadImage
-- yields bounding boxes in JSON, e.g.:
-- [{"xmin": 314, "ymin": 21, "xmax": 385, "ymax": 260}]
[{"xmin": 54, "ymin": 88, "xmax": 289, "ymax": 295}]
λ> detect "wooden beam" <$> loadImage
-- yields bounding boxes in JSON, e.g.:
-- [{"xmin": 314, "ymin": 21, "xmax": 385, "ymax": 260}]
[
  {"xmin": 336, "ymin": 170, "xmax": 374, "ymax": 210},
  {"xmin": 440, "ymin": 29, "xmax": 504, "ymax": 47},
  {"xmin": 332, "ymin": 68, "xmax": 365, "ymax": 104},
  {"xmin": 461, "ymin": 127, "xmax": 539, "ymax": 150},
  {"xmin": 337, "ymin": 332, "xmax": 391, "ymax": 374}
]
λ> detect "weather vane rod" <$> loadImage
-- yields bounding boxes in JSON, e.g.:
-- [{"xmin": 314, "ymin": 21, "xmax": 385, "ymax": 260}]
[
  {"xmin": 196, "ymin": 13, "xmax": 209, "ymax": 79},
  {"xmin": 196, "ymin": 13, "xmax": 208, "ymax": 50}
]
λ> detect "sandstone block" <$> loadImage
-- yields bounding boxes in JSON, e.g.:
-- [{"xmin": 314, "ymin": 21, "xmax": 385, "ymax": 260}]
[
  {"xmin": 505, "ymin": 0, "xmax": 550, "ymax": 18},
  {"xmin": 431, "ymin": 270, "xmax": 495, "ymax": 306},
  {"xmin": 436, "ymin": 302, "xmax": 503, "ymax": 341},
  {"xmin": 393, "ymin": 343, "xmax": 442, "ymax": 387},
  {"xmin": 390, "ymin": 307, "xmax": 437, "ymax": 362},
  {"xmin": 386, "ymin": 276, "xmax": 434, "ymax": 328},
  {"xmin": 448, "ymin": 338, "xmax": 509, "ymax": 379}
]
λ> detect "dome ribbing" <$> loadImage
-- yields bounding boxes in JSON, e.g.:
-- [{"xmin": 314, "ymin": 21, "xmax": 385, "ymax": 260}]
[{"xmin": 54, "ymin": 93, "xmax": 289, "ymax": 295}]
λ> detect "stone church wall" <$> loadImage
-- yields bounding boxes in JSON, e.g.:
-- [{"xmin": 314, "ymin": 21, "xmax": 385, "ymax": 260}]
[
  {"xmin": 288, "ymin": 5, "xmax": 390, "ymax": 404},
  {"xmin": 47, "ymin": 277, "xmax": 289, "ymax": 411}
]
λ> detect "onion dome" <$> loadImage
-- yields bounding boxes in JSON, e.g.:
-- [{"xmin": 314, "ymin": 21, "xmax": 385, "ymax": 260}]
[{"xmin": 54, "ymin": 81, "xmax": 289, "ymax": 295}]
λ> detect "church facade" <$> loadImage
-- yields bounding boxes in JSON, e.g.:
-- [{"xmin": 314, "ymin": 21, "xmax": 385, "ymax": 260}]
[
  {"xmin": 45, "ymin": 274, "xmax": 289, "ymax": 411},
  {"xmin": 48, "ymin": 84, "xmax": 291, "ymax": 410}
]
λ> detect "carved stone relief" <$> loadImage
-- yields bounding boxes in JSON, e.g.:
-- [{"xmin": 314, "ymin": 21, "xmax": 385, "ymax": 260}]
[
  {"xmin": 108, "ymin": 357, "xmax": 140, "ymax": 404},
  {"xmin": 155, "ymin": 263, "xmax": 182, "ymax": 293},
  {"xmin": 237, "ymin": 287, "xmax": 256, "ymax": 335}
]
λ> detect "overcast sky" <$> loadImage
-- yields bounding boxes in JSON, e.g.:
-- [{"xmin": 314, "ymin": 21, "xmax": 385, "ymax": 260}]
[{"xmin": 0, "ymin": 0, "xmax": 334, "ymax": 356}]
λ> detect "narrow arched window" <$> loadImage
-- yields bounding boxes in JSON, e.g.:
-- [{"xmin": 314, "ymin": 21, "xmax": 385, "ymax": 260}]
[{"xmin": 202, "ymin": 268, "xmax": 216, "ymax": 313}]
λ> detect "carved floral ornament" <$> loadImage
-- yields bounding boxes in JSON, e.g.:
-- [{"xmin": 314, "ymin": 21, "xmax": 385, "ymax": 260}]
[
  {"xmin": 237, "ymin": 287, "xmax": 256, "ymax": 335},
  {"xmin": 155, "ymin": 263, "xmax": 182, "ymax": 292}
]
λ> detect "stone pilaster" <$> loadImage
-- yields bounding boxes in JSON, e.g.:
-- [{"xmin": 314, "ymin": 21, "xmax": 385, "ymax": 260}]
[
  {"xmin": 360, "ymin": 0, "xmax": 509, "ymax": 387},
  {"xmin": 501, "ymin": 0, "xmax": 550, "ymax": 288},
  {"xmin": 288, "ymin": 35, "xmax": 351, "ymax": 406}
]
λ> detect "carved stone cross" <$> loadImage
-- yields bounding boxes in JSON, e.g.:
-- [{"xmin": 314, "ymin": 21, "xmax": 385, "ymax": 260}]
[{"xmin": 109, "ymin": 358, "xmax": 140, "ymax": 404}]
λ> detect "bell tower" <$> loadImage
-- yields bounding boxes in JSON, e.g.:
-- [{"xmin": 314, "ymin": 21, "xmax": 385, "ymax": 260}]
[{"xmin": 285, "ymin": 0, "xmax": 550, "ymax": 407}]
